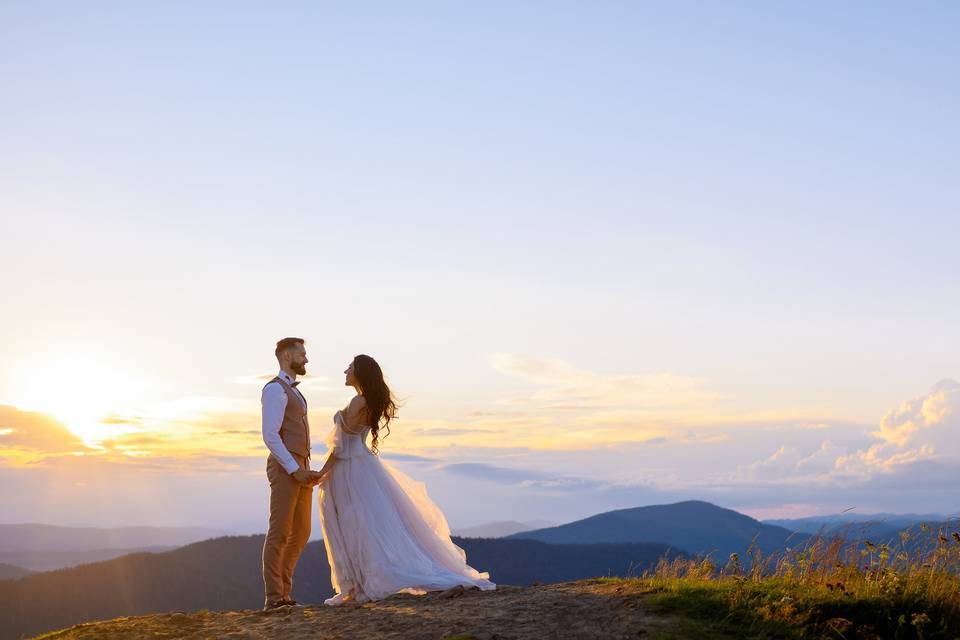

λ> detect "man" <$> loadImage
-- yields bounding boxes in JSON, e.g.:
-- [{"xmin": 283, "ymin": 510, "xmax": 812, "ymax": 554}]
[{"xmin": 261, "ymin": 337, "xmax": 319, "ymax": 609}]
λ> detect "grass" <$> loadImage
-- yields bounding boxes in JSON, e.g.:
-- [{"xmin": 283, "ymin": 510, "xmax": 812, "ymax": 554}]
[{"xmin": 599, "ymin": 521, "xmax": 960, "ymax": 639}]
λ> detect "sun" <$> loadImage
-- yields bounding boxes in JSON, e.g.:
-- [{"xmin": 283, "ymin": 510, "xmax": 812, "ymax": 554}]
[{"xmin": 12, "ymin": 351, "xmax": 143, "ymax": 444}]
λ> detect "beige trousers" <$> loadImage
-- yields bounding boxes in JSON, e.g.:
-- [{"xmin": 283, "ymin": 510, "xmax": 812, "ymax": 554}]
[{"xmin": 262, "ymin": 452, "xmax": 312, "ymax": 605}]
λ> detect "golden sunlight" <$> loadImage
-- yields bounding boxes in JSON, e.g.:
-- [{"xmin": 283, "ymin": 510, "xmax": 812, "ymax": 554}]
[{"xmin": 11, "ymin": 351, "xmax": 143, "ymax": 445}]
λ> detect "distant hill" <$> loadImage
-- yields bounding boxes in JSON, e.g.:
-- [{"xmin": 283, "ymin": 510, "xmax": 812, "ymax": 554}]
[
  {"xmin": 0, "ymin": 524, "xmax": 226, "ymax": 552},
  {"xmin": 764, "ymin": 512, "xmax": 951, "ymax": 536},
  {"xmin": 507, "ymin": 500, "xmax": 808, "ymax": 560},
  {"xmin": 0, "ymin": 534, "xmax": 683, "ymax": 640},
  {"xmin": 766, "ymin": 519, "xmax": 913, "ymax": 543},
  {"xmin": 764, "ymin": 514, "xmax": 960, "ymax": 557},
  {"xmin": 0, "ymin": 535, "xmax": 318, "ymax": 640},
  {"xmin": 0, "ymin": 563, "xmax": 33, "ymax": 580},
  {"xmin": 0, "ymin": 524, "xmax": 225, "ymax": 571},
  {"xmin": 454, "ymin": 519, "xmax": 557, "ymax": 538},
  {"xmin": 0, "ymin": 546, "xmax": 178, "ymax": 573}
]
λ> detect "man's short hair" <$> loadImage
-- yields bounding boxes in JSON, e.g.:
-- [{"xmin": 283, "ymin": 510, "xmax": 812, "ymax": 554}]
[{"xmin": 275, "ymin": 337, "xmax": 305, "ymax": 359}]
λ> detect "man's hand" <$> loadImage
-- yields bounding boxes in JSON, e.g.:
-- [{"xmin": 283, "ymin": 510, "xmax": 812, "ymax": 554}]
[{"xmin": 291, "ymin": 468, "xmax": 313, "ymax": 485}]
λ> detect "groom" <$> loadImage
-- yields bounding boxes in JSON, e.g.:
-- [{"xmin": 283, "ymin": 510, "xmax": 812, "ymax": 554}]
[{"xmin": 261, "ymin": 337, "xmax": 318, "ymax": 609}]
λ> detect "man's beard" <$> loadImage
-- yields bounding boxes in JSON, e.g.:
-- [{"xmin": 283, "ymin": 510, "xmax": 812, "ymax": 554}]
[{"xmin": 292, "ymin": 362, "xmax": 307, "ymax": 376}]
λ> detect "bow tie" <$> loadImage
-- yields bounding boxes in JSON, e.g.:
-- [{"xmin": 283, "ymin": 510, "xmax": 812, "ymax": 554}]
[{"xmin": 291, "ymin": 381, "xmax": 300, "ymax": 387}]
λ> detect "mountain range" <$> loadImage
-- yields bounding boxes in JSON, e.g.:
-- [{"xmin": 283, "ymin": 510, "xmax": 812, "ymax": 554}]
[
  {"xmin": 0, "ymin": 523, "xmax": 227, "ymax": 551},
  {"xmin": 8, "ymin": 500, "xmax": 955, "ymax": 640},
  {"xmin": 453, "ymin": 519, "xmax": 557, "ymax": 538},
  {"xmin": 0, "ymin": 524, "xmax": 226, "ymax": 571},
  {"xmin": 0, "ymin": 563, "xmax": 33, "ymax": 580},
  {"xmin": 0, "ymin": 534, "xmax": 681, "ymax": 640},
  {"xmin": 763, "ymin": 512, "xmax": 954, "ymax": 537}
]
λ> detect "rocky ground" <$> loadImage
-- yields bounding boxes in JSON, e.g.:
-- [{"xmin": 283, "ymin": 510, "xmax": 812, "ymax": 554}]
[{"xmin": 33, "ymin": 579, "xmax": 673, "ymax": 640}]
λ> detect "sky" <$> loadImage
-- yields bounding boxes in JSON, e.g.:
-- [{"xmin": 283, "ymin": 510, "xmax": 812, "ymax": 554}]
[{"xmin": 1, "ymin": 2, "xmax": 958, "ymax": 533}]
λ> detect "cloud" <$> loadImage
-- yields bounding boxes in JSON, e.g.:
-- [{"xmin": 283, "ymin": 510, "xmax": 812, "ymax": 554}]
[
  {"xmin": 488, "ymin": 354, "xmax": 724, "ymax": 410},
  {"xmin": 99, "ymin": 413, "xmax": 145, "ymax": 426},
  {"xmin": 101, "ymin": 434, "xmax": 169, "ymax": 447},
  {"xmin": 408, "ymin": 427, "xmax": 505, "ymax": 436},
  {"xmin": 440, "ymin": 462, "xmax": 547, "ymax": 483},
  {"xmin": 728, "ymin": 440, "xmax": 847, "ymax": 484},
  {"xmin": 208, "ymin": 429, "xmax": 260, "ymax": 436},
  {"xmin": 232, "ymin": 374, "xmax": 330, "ymax": 388},
  {"xmin": 472, "ymin": 354, "xmax": 843, "ymax": 450},
  {"xmin": 380, "ymin": 452, "xmax": 437, "ymax": 463},
  {"xmin": 438, "ymin": 462, "xmax": 606, "ymax": 493},
  {"xmin": 831, "ymin": 379, "xmax": 960, "ymax": 479},
  {"xmin": 369, "ymin": 355, "xmax": 856, "ymax": 454},
  {"xmin": 4, "ymin": 370, "xmax": 957, "ymax": 526},
  {"xmin": 724, "ymin": 379, "xmax": 960, "ymax": 493},
  {"xmin": 871, "ymin": 379, "xmax": 959, "ymax": 449},
  {"xmin": 376, "ymin": 354, "xmax": 741, "ymax": 450},
  {"xmin": 415, "ymin": 379, "xmax": 960, "ymax": 519},
  {"xmin": 0, "ymin": 405, "xmax": 90, "ymax": 455}
]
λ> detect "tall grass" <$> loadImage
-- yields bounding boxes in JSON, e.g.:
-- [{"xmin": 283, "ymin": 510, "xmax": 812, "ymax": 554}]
[{"xmin": 615, "ymin": 520, "xmax": 960, "ymax": 639}]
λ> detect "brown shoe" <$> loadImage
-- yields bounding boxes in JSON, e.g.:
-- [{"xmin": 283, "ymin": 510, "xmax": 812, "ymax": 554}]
[{"xmin": 263, "ymin": 600, "xmax": 286, "ymax": 610}]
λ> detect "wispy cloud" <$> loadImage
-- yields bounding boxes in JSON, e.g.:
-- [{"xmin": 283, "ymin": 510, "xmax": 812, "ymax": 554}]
[
  {"xmin": 381, "ymin": 452, "xmax": 437, "ymax": 463},
  {"xmin": 398, "ymin": 354, "xmax": 763, "ymax": 449},
  {"xmin": 99, "ymin": 413, "xmax": 145, "ymax": 426},
  {"xmin": 440, "ymin": 462, "xmax": 546, "ymax": 483},
  {"xmin": 488, "ymin": 353, "xmax": 724, "ymax": 410},
  {"xmin": 408, "ymin": 427, "xmax": 505, "ymax": 436}
]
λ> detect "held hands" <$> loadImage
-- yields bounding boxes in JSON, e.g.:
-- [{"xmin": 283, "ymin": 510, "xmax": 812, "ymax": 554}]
[{"xmin": 292, "ymin": 468, "xmax": 327, "ymax": 487}]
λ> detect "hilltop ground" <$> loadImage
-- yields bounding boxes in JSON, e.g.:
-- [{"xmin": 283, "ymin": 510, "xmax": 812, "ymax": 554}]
[
  {"xmin": 34, "ymin": 580, "xmax": 671, "ymax": 640},
  {"xmin": 30, "ymin": 567, "xmax": 960, "ymax": 639}
]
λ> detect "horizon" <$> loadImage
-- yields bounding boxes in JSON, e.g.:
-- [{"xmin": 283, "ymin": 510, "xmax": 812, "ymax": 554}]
[
  {"xmin": 2, "ymin": 2, "xmax": 958, "ymax": 532},
  {"xmin": 0, "ymin": 499, "xmax": 957, "ymax": 535}
]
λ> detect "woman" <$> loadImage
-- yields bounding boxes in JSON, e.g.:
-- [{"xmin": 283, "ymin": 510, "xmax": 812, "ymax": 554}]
[{"xmin": 314, "ymin": 354, "xmax": 495, "ymax": 605}]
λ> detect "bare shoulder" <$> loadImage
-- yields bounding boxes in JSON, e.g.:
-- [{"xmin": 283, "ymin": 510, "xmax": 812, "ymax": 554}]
[{"xmin": 339, "ymin": 395, "xmax": 368, "ymax": 433}]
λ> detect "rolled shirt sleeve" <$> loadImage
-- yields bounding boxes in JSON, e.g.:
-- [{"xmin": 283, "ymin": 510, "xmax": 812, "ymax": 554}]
[{"xmin": 261, "ymin": 382, "xmax": 300, "ymax": 474}]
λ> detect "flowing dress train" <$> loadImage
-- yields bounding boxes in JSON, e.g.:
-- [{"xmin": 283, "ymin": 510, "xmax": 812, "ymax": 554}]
[{"xmin": 318, "ymin": 405, "xmax": 495, "ymax": 602}]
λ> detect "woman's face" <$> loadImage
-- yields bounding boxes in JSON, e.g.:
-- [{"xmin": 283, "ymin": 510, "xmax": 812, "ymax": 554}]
[{"xmin": 344, "ymin": 361, "xmax": 358, "ymax": 388}]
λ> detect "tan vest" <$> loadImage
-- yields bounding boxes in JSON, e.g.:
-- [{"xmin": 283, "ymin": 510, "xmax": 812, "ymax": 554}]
[{"xmin": 267, "ymin": 377, "xmax": 311, "ymax": 459}]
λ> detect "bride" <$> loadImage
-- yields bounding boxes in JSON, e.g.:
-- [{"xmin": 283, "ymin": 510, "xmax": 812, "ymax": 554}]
[{"xmin": 313, "ymin": 354, "xmax": 496, "ymax": 605}]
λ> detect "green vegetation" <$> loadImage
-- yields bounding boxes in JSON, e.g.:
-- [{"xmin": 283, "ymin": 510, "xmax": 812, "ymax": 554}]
[{"xmin": 598, "ymin": 522, "xmax": 960, "ymax": 639}]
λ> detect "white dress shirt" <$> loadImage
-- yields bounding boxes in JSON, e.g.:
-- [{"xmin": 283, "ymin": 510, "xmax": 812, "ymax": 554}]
[{"xmin": 261, "ymin": 370, "xmax": 306, "ymax": 474}]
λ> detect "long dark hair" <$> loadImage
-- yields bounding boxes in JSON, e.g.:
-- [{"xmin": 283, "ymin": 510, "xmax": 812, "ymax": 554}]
[{"xmin": 353, "ymin": 354, "xmax": 397, "ymax": 454}]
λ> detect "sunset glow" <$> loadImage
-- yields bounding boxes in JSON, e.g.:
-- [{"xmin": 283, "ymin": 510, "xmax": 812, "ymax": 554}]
[
  {"xmin": 1, "ymin": 2, "xmax": 957, "ymax": 533},
  {"xmin": 9, "ymin": 351, "xmax": 144, "ymax": 445}
]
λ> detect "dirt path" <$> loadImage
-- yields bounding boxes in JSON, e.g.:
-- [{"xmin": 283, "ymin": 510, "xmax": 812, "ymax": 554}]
[{"xmin": 35, "ymin": 580, "xmax": 671, "ymax": 640}]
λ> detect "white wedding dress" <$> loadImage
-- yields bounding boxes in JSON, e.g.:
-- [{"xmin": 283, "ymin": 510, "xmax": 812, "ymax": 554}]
[{"xmin": 318, "ymin": 408, "xmax": 496, "ymax": 604}]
